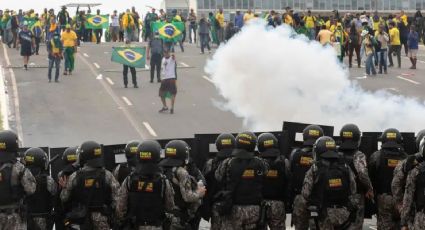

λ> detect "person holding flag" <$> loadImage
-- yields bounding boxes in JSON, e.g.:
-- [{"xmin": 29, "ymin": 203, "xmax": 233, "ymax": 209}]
[
  {"xmin": 32, "ymin": 17, "xmax": 43, "ymax": 55},
  {"xmin": 121, "ymin": 39, "xmax": 138, "ymax": 88},
  {"xmin": 93, "ymin": 9, "xmax": 103, "ymax": 44},
  {"xmin": 47, "ymin": 32, "xmax": 63, "ymax": 82},
  {"xmin": 122, "ymin": 9, "xmax": 135, "ymax": 42},
  {"xmin": 61, "ymin": 24, "xmax": 77, "ymax": 75},
  {"xmin": 16, "ymin": 21, "xmax": 35, "ymax": 70}
]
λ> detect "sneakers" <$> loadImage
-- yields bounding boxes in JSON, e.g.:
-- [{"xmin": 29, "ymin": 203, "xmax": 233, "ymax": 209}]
[
  {"xmin": 170, "ymin": 108, "xmax": 174, "ymax": 114},
  {"xmin": 63, "ymin": 71, "xmax": 68, "ymax": 75},
  {"xmin": 157, "ymin": 79, "xmax": 161, "ymax": 83},
  {"xmin": 124, "ymin": 85, "xmax": 128, "ymax": 88},
  {"xmin": 134, "ymin": 85, "xmax": 138, "ymax": 88},
  {"xmin": 24, "ymin": 65, "xmax": 28, "ymax": 70},
  {"xmin": 159, "ymin": 107, "xmax": 168, "ymax": 113}
]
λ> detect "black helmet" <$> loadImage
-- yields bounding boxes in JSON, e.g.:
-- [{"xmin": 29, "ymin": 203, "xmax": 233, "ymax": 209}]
[
  {"xmin": 235, "ymin": 132, "xmax": 257, "ymax": 152},
  {"xmin": 339, "ymin": 124, "xmax": 361, "ymax": 150},
  {"xmin": 0, "ymin": 130, "xmax": 19, "ymax": 162},
  {"xmin": 416, "ymin": 129, "xmax": 425, "ymax": 151},
  {"xmin": 303, "ymin": 125, "xmax": 324, "ymax": 146},
  {"xmin": 258, "ymin": 133, "xmax": 280, "ymax": 157},
  {"xmin": 125, "ymin": 140, "xmax": 141, "ymax": 167},
  {"xmin": 159, "ymin": 140, "xmax": 190, "ymax": 167},
  {"xmin": 24, "ymin": 147, "xmax": 48, "ymax": 170},
  {"xmin": 62, "ymin": 147, "xmax": 78, "ymax": 165},
  {"xmin": 380, "ymin": 128, "xmax": 403, "ymax": 149},
  {"xmin": 215, "ymin": 133, "xmax": 236, "ymax": 158},
  {"xmin": 313, "ymin": 136, "xmax": 338, "ymax": 160},
  {"xmin": 137, "ymin": 140, "xmax": 162, "ymax": 163},
  {"xmin": 78, "ymin": 141, "xmax": 103, "ymax": 168}
]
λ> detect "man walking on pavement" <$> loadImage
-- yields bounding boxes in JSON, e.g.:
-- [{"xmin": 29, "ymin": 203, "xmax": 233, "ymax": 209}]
[
  {"xmin": 159, "ymin": 51, "xmax": 177, "ymax": 114},
  {"xmin": 199, "ymin": 14, "xmax": 211, "ymax": 54},
  {"xmin": 61, "ymin": 24, "xmax": 77, "ymax": 75},
  {"xmin": 188, "ymin": 9, "xmax": 197, "ymax": 44},
  {"xmin": 147, "ymin": 32, "xmax": 163, "ymax": 83},
  {"xmin": 47, "ymin": 32, "xmax": 63, "ymax": 82},
  {"xmin": 388, "ymin": 21, "xmax": 402, "ymax": 68}
]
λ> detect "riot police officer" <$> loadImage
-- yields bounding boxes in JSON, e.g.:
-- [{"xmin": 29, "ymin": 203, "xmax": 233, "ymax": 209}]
[
  {"xmin": 113, "ymin": 140, "xmax": 140, "ymax": 184},
  {"xmin": 0, "ymin": 130, "xmax": 36, "ymax": 229},
  {"xmin": 202, "ymin": 133, "xmax": 236, "ymax": 230},
  {"xmin": 215, "ymin": 132, "xmax": 268, "ymax": 230},
  {"xmin": 24, "ymin": 147, "xmax": 57, "ymax": 230},
  {"xmin": 300, "ymin": 136, "xmax": 357, "ymax": 229},
  {"xmin": 290, "ymin": 124, "xmax": 324, "ymax": 230},
  {"xmin": 60, "ymin": 141, "xmax": 120, "ymax": 229},
  {"xmin": 369, "ymin": 128, "xmax": 407, "ymax": 230},
  {"xmin": 401, "ymin": 135, "xmax": 425, "ymax": 230},
  {"xmin": 117, "ymin": 140, "xmax": 175, "ymax": 229},
  {"xmin": 338, "ymin": 124, "xmax": 374, "ymax": 229},
  {"xmin": 258, "ymin": 132, "xmax": 290, "ymax": 230},
  {"xmin": 159, "ymin": 140, "xmax": 206, "ymax": 230}
]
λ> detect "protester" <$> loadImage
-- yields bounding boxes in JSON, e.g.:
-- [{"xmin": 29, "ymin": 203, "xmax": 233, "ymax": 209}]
[
  {"xmin": 122, "ymin": 9, "xmax": 135, "ymax": 41},
  {"xmin": 243, "ymin": 9, "xmax": 255, "ymax": 24},
  {"xmin": 47, "ymin": 32, "xmax": 63, "ymax": 82},
  {"xmin": 147, "ymin": 32, "xmax": 163, "ymax": 83},
  {"xmin": 209, "ymin": 12, "xmax": 219, "ymax": 46},
  {"xmin": 388, "ymin": 21, "xmax": 401, "ymax": 68},
  {"xmin": 131, "ymin": 7, "xmax": 141, "ymax": 42},
  {"xmin": 110, "ymin": 10, "xmax": 120, "ymax": 42},
  {"xmin": 303, "ymin": 10, "xmax": 316, "ymax": 40},
  {"xmin": 10, "ymin": 11, "xmax": 19, "ymax": 48},
  {"xmin": 32, "ymin": 17, "xmax": 42, "ymax": 55},
  {"xmin": 362, "ymin": 30, "xmax": 377, "ymax": 76},
  {"xmin": 399, "ymin": 18, "xmax": 409, "ymax": 57},
  {"xmin": 57, "ymin": 6, "xmax": 70, "ymax": 31},
  {"xmin": 74, "ymin": 10, "xmax": 86, "ymax": 45},
  {"xmin": 215, "ymin": 8, "xmax": 225, "ymax": 44},
  {"xmin": 61, "ymin": 24, "xmax": 77, "ymax": 75},
  {"xmin": 375, "ymin": 24, "xmax": 389, "ymax": 74},
  {"xmin": 316, "ymin": 24, "xmax": 333, "ymax": 45},
  {"xmin": 198, "ymin": 14, "xmax": 211, "ymax": 54},
  {"xmin": 143, "ymin": 8, "xmax": 156, "ymax": 42},
  {"xmin": 408, "ymin": 25, "xmax": 419, "ymax": 69},
  {"xmin": 235, "ymin": 11, "xmax": 243, "ymax": 29},
  {"xmin": 188, "ymin": 9, "xmax": 197, "ymax": 43},
  {"xmin": 159, "ymin": 51, "xmax": 177, "ymax": 114},
  {"xmin": 16, "ymin": 21, "xmax": 34, "ymax": 70},
  {"xmin": 93, "ymin": 9, "xmax": 103, "ymax": 44},
  {"xmin": 121, "ymin": 39, "xmax": 138, "ymax": 88},
  {"xmin": 333, "ymin": 23, "xmax": 348, "ymax": 62}
]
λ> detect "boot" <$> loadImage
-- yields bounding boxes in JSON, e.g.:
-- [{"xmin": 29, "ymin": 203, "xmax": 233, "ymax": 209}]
[
  {"xmin": 413, "ymin": 58, "xmax": 417, "ymax": 69},
  {"xmin": 409, "ymin": 57, "xmax": 415, "ymax": 69}
]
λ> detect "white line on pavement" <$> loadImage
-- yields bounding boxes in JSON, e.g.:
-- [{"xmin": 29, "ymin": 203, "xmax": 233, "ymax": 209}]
[
  {"xmin": 145, "ymin": 64, "xmax": 150, "ymax": 70},
  {"xmin": 142, "ymin": 122, "xmax": 158, "ymax": 137},
  {"xmin": 0, "ymin": 67, "xmax": 9, "ymax": 130},
  {"xmin": 202, "ymin": 75, "xmax": 214, "ymax": 84},
  {"xmin": 180, "ymin": 62, "xmax": 189, "ymax": 67},
  {"xmin": 397, "ymin": 76, "xmax": 421, "ymax": 85},
  {"xmin": 385, "ymin": 88, "xmax": 400, "ymax": 93},
  {"xmin": 356, "ymin": 76, "xmax": 368, "ymax": 79},
  {"xmin": 369, "ymin": 227, "xmax": 377, "ymax": 230},
  {"xmin": 106, "ymin": 77, "xmax": 114, "ymax": 85},
  {"xmin": 83, "ymin": 53, "xmax": 89, "ymax": 57},
  {"xmin": 2, "ymin": 43, "xmax": 24, "ymax": 144},
  {"xmin": 96, "ymin": 74, "xmax": 103, "ymax": 79},
  {"xmin": 93, "ymin": 62, "xmax": 100, "ymax": 69},
  {"xmin": 122, "ymin": 96, "xmax": 133, "ymax": 106}
]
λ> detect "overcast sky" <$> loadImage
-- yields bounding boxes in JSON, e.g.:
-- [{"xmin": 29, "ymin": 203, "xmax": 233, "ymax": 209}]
[{"xmin": 1, "ymin": 0, "xmax": 162, "ymax": 15}]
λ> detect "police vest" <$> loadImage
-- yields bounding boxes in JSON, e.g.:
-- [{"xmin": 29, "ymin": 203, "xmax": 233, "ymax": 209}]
[
  {"xmin": 205, "ymin": 157, "xmax": 227, "ymax": 199},
  {"xmin": 229, "ymin": 157, "xmax": 264, "ymax": 205},
  {"xmin": 341, "ymin": 149, "xmax": 366, "ymax": 193},
  {"xmin": 376, "ymin": 149, "xmax": 407, "ymax": 195},
  {"xmin": 25, "ymin": 174, "xmax": 52, "ymax": 215},
  {"xmin": 262, "ymin": 157, "xmax": 286, "ymax": 201},
  {"xmin": 290, "ymin": 148, "xmax": 314, "ymax": 194},
  {"xmin": 0, "ymin": 163, "xmax": 21, "ymax": 206},
  {"xmin": 311, "ymin": 160, "xmax": 350, "ymax": 208},
  {"xmin": 117, "ymin": 163, "xmax": 132, "ymax": 185},
  {"xmin": 415, "ymin": 163, "xmax": 425, "ymax": 211},
  {"xmin": 73, "ymin": 169, "xmax": 112, "ymax": 211},
  {"xmin": 128, "ymin": 173, "xmax": 165, "ymax": 226}
]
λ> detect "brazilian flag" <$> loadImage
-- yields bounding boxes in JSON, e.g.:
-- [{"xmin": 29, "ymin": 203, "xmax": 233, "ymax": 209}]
[
  {"xmin": 24, "ymin": 18, "xmax": 37, "ymax": 30},
  {"xmin": 111, "ymin": 46, "xmax": 146, "ymax": 68},
  {"xmin": 85, "ymin": 14, "xmax": 109, "ymax": 29},
  {"xmin": 152, "ymin": 21, "xmax": 185, "ymax": 42}
]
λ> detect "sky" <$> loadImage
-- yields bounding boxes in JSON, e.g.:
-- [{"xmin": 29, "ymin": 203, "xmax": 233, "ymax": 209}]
[{"xmin": 0, "ymin": 0, "xmax": 162, "ymax": 15}]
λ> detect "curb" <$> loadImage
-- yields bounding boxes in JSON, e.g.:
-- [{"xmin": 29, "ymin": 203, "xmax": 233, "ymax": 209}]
[{"xmin": 0, "ymin": 65, "xmax": 10, "ymax": 130}]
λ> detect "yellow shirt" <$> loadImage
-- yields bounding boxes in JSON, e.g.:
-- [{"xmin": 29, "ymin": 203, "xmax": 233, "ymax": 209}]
[
  {"xmin": 329, "ymin": 24, "xmax": 336, "ymax": 33},
  {"xmin": 284, "ymin": 14, "xmax": 293, "ymax": 25},
  {"xmin": 400, "ymin": 14, "xmax": 408, "ymax": 26},
  {"xmin": 243, "ymin": 13, "xmax": 254, "ymax": 23},
  {"xmin": 215, "ymin": 13, "xmax": 224, "ymax": 28},
  {"xmin": 122, "ymin": 13, "xmax": 135, "ymax": 29},
  {"xmin": 372, "ymin": 17, "xmax": 383, "ymax": 31},
  {"xmin": 173, "ymin": 15, "xmax": 182, "ymax": 22},
  {"xmin": 325, "ymin": 20, "xmax": 331, "ymax": 29},
  {"xmin": 389, "ymin": 27, "xmax": 401, "ymax": 45},
  {"xmin": 304, "ymin": 16, "xmax": 316, "ymax": 29},
  {"xmin": 61, "ymin": 30, "xmax": 77, "ymax": 47}
]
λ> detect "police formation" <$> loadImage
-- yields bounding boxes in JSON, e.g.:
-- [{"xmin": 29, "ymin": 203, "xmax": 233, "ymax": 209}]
[{"xmin": 1, "ymin": 125, "xmax": 425, "ymax": 230}]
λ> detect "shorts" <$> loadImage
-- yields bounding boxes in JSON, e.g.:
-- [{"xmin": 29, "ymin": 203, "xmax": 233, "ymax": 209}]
[
  {"xmin": 409, "ymin": 49, "xmax": 418, "ymax": 58},
  {"xmin": 20, "ymin": 45, "xmax": 32, "ymax": 56},
  {"xmin": 159, "ymin": 79, "xmax": 177, "ymax": 98}
]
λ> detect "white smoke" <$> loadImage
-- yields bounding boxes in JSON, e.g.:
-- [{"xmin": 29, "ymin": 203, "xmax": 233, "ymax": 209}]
[{"xmin": 205, "ymin": 20, "xmax": 425, "ymax": 133}]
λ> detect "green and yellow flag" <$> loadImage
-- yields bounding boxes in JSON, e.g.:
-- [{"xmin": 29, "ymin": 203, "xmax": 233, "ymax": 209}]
[
  {"xmin": 152, "ymin": 21, "xmax": 185, "ymax": 42},
  {"xmin": 85, "ymin": 14, "xmax": 109, "ymax": 29},
  {"xmin": 111, "ymin": 46, "xmax": 146, "ymax": 68}
]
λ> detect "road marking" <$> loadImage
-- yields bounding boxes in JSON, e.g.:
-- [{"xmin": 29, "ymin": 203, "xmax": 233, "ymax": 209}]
[
  {"xmin": 145, "ymin": 64, "xmax": 150, "ymax": 70},
  {"xmin": 83, "ymin": 53, "xmax": 89, "ymax": 57},
  {"xmin": 202, "ymin": 75, "xmax": 214, "ymax": 84},
  {"xmin": 122, "ymin": 96, "xmax": 133, "ymax": 106},
  {"xmin": 2, "ymin": 43, "xmax": 24, "ymax": 144},
  {"xmin": 96, "ymin": 74, "xmax": 103, "ymax": 79},
  {"xmin": 385, "ymin": 88, "xmax": 400, "ymax": 93},
  {"xmin": 397, "ymin": 75, "xmax": 420, "ymax": 85},
  {"xmin": 180, "ymin": 62, "xmax": 189, "ymax": 67},
  {"xmin": 93, "ymin": 62, "xmax": 100, "ymax": 69},
  {"xmin": 356, "ymin": 76, "xmax": 368, "ymax": 79},
  {"xmin": 77, "ymin": 53, "xmax": 148, "ymax": 138},
  {"xmin": 418, "ymin": 60, "xmax": 425, "ymax": 64},
  {"xmin": 369, "ymin": 227, "xmax": 377, "ymax": 230},
  {"xmin": 0, "ymin": 67, "xmax": 9, "ymax": 130},
  {"xmin": 142, "ymin": 122, "xmax": 158, "ymax": 137},
  {"xmin": 106, "ymin": 77, "xmax": 114, "ymax": 85}
]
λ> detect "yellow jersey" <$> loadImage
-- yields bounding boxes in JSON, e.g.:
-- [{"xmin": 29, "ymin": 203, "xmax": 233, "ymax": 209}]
[
  {"xmin": 303, "ymin": 16, "xmax": 316, "ymax": 29},
  {"xmin": 61, "ymin": 30, "xmax": 78, "ymax": 47},
  {"xmin": 389, "ymin": 27, "xmax": 401, "ymax": 45}
]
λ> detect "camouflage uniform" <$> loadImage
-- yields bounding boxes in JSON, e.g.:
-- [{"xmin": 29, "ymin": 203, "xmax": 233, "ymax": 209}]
[
  {"xmin": 116, "ymin": 174, "xmax": 175, "ymax": 230},
  {"xmin": 60, "ymin": 165, "xmax": 120, "ymax": 229},
  {"xmin": 300, "ymin": 163, "xmax": 357, "ymax": 230},
  {"xmin": 0, "ymin": 161, "xmax": 36, "ymax": 230},
  {"xmin": 401, "ymin": 164, "xmax": 425, "ymax": 229},
  {"xmin": 112, "ymin": 163, "xmax": 135, "ymax": 184},
  {"xmin": 27, "ymin": 175, "xmax": 58, "ymax": 230},
  {"xmin": 215, "ymin": 156, "xmax": 268, "ymax": 230}
]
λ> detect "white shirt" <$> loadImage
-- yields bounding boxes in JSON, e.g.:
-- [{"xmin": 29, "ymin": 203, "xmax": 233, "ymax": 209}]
[
  {"xmin": 161, "ymin": 57, "xmax": 176, "ymax": 80},
  {"xmin": 111, "ymin": 15, "xmax": 119, "ymax": 27}
]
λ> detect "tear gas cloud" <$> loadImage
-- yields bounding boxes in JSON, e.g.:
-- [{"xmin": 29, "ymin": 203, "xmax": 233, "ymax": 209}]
[{"xmin": 205, "ymin": 21, "xmax": 425, "ymax": 133}]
